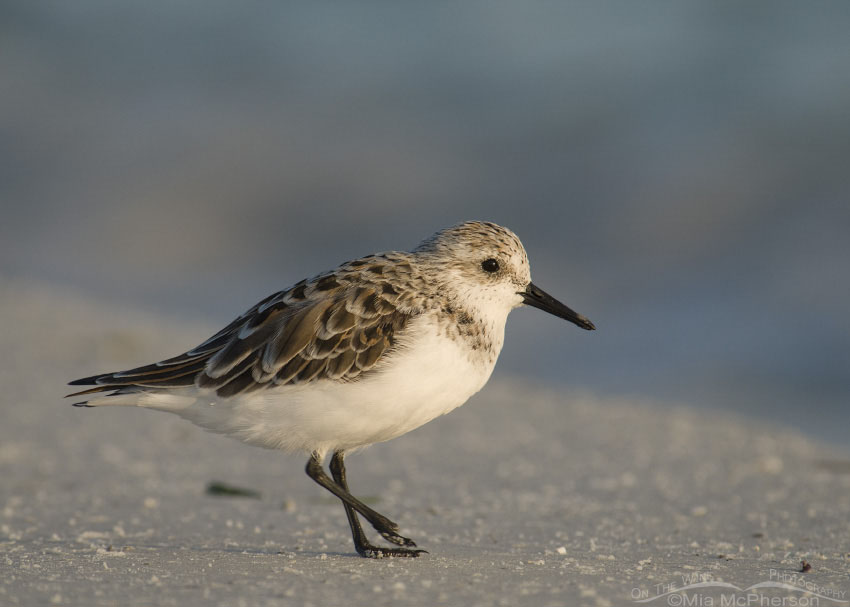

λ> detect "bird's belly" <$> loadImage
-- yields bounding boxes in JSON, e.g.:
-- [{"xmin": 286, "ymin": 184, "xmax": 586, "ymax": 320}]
[{"xmin": 172, "ymin": 330, "xmax": 497, "ymax": 457}]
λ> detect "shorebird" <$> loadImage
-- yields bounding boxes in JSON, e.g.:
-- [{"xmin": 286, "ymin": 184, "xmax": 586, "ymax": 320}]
[{"xmin": 68, "ymin": 221, "xmax": 595, "ymax": 557}]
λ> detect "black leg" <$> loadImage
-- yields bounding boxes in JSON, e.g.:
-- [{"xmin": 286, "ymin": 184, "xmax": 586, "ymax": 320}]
[
  {"xmin": 329, "ymin": 451, "xmax": 426, "ymax": 557},
  {"xmin": 328, "ymin": 452, "xmax": 374, "ymax": 554},
  {"xmin": 305, "ymin": 453, "xmax": 402, "ymax": 539},
  {"xmin": 305, "ymin": 452, "xmax": 425, "ymax": 558}
]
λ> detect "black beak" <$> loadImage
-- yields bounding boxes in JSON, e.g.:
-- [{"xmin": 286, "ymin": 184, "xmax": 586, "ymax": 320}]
[{"xmin": 520, "ymin": 283, "xmax": 596, "ymax": 331}]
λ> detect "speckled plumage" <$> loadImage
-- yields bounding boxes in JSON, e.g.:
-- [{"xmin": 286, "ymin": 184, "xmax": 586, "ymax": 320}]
[
  {"xmin": 68, "ymin": 220, "xmax": 594, "ymax": 558},
  {"xmin": 71, "ymin": 223, "xmax": 531, "ymax": 398}
]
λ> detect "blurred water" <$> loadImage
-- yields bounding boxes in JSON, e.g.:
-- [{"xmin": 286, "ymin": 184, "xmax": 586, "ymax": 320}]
[{"xmin": 2, "ymin": 3, "xmax": 849, "ymax": 444}]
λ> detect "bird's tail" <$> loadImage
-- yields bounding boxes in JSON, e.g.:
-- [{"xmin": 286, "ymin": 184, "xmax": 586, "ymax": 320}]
[{"xmin": 66, "ymin": 381, "xmax": 197, "ymax": 411}]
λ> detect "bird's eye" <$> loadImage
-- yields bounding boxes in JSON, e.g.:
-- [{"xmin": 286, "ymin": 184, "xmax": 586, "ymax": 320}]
[{"xmin": 481, "ymin": 258, "xmax": 500, "ymax": 273}]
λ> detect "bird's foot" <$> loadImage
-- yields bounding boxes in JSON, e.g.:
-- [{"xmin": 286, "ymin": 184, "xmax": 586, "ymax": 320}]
[
  {"xmin": 356, "ymin": 542, "xmax": 428, "ymax": 559},
  {"xmin": 378, "ymin": 528, "xmax": 417, "ymax": 547}
]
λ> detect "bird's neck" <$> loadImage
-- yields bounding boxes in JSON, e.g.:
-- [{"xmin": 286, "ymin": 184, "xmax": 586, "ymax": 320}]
[{"xmin": 428, "ymin": 292, "xmax": 508, "ymax": 367}]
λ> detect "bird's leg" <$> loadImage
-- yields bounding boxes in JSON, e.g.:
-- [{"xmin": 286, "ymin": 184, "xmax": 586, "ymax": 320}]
[
  {"xmin": 328, "ymin": 452, "xmax": 374, "ymax": 555},
  {"xmin": 329, "ymin": 451, "xmax": 425, "ymax": 557},
  {"xmin": 305, "ymin": 452, "xmax": 425, "ymax": 558},
  {"xmin": 305, "ymin": 453, "xmax": 400, "ymax": 535}
]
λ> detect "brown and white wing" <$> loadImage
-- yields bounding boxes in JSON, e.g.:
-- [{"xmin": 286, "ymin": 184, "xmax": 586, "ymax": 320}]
[{"xmin": 67, "ymin": 275, "xmax": 412, "ymax": 400}]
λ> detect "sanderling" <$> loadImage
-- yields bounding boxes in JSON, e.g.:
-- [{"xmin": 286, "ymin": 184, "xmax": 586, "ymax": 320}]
[{"xmin": 68, "ymin": 220, "xmax": 595, "ymax": 558}]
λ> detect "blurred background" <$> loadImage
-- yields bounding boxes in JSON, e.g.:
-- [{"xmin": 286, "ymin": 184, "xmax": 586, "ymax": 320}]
[{"xmin": 2, "ymin": 3, "xmax": 848, "ymax": 444}]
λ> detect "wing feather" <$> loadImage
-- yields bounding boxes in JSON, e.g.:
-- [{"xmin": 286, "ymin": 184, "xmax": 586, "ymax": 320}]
[
  {"xmin": 273, "ymin": 353, "xmax": 312, "ymax": 385},
  {"xmin": 67, "ymin": 262, "xmax": 417, "ymax": 401},
  {"xmin": 276, "ymin": 301, "xmax": 333, "ymax": 369},
  {"xmin": 326, "ymin": 349, "xmax": 357, "ymax": 379}
]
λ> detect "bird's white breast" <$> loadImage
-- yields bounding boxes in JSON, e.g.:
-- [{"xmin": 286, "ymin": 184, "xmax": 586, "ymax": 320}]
[{"xmin": 150, "ymin": 314, "xmax": 504, "ymax": 457}]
